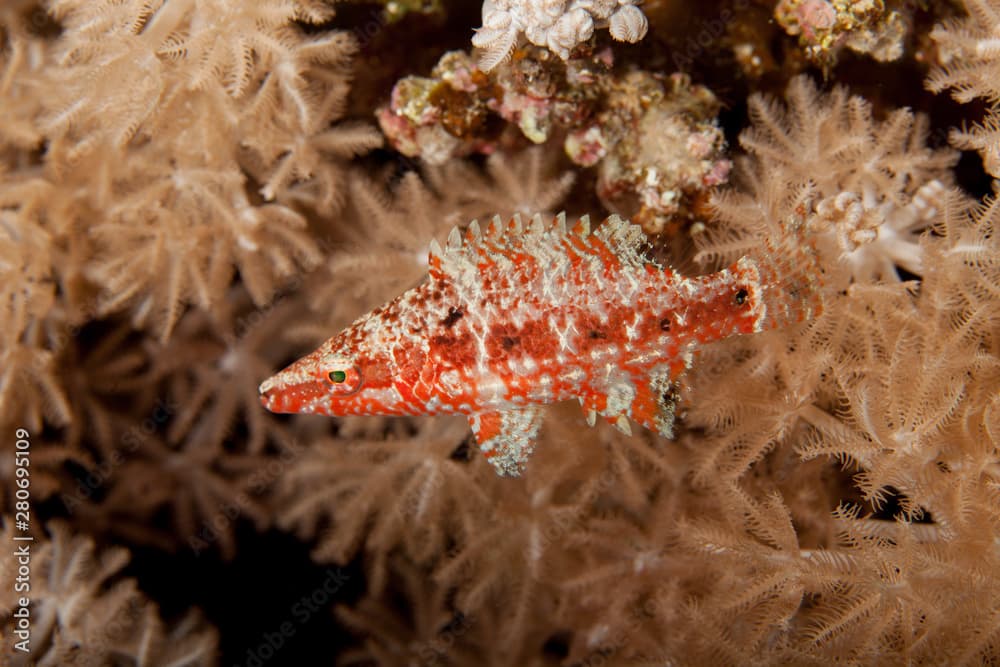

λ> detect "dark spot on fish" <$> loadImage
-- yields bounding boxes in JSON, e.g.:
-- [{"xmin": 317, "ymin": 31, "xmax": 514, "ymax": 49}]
[
  {"xmin": 430, "ymin": 332, "xmax": 476, "ymax": 366},
  {"xmin": 588, "ymin": 330, "xmax": 606, "ymax": 339},
  {"xmin": 661, "ymin": 385, "xmax": 679, "ymax": 407},
  {"xmin": 442, "ymin": 306, "xmax": 463, "ymax": 328},
  {"xmin": 659, "ymin": 318, "xmax": 671, "ymax": 331},
  {"xmin": 502, "ymin": 336, "xmax": 519, "ymax": 350}
]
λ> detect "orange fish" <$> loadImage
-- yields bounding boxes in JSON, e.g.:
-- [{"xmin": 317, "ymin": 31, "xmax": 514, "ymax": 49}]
[{"xmin": 260, "ymin": 214, "xmax": 821, "ymax": 476}]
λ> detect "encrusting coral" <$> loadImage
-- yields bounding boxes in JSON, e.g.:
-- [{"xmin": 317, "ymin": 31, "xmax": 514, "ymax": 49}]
[
  {"xmin": 774, "ymin": 0, "xmax": 913, "ymax": 65},
  {"xmin": 2, "ymin": 0, "xmax": 1000, "ymax": 664},
  {"xmin": 379, "ymin": 46, "xmax": 729, "ymax": 233}
]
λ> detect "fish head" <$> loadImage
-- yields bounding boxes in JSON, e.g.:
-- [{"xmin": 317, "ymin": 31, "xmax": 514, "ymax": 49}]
[
  {"xmin": 259, "ymin": 334, "xmax": 401, "ymax": 416},
  {"xmin": 681, "ymin": 257, "xmax": 766, "ymax": 343}
]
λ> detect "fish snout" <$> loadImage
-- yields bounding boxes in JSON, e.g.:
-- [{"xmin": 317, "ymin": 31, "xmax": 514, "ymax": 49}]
[
  {"xmin": 258, "ymin": 374, "xmax": 298, "ymax": 413},
  {"xmin": 258, "ymin": 370, "xmax": 329, "ymax": 414},
  {"xmin": 258, "ymin": 378, "xmax": 281, "ymax": 412}
]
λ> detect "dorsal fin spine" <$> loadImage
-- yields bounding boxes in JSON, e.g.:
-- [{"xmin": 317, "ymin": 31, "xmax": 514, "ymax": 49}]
[
  {"xmin": 467, "ymin": 219, "xmax": 481, "ymax": 240},
  {"xmin": 509, "ymin": 214, "xmax": 523, "ymax": 234},
  {"xmin": 428, "ymin": 238, "xmax": 444, "ymax": 277},
  {"xmin": 555, "ymin": 212, "xmax": 567, "ymax": 235},
  {"xmin": 488, "ymin": 215, "xmax": 503, "ymax": 239},
  {"xmin": 447, "ymin": 226, "xmax": 462, "ymax": 251},
  {"xmin": 431, "ymin": 213, "xmax": 660, "ymax": 282},
  {"xmin": 529, "ymin": 214, "xmax": 545, "ymax": 236}
]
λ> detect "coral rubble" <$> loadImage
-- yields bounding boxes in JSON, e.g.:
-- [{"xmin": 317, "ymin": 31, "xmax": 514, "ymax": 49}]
[
  {"xmin": 775, "ymin": 0, "xmax": 912, "ymax": 65},
  {"xmin": 379, "ymin": 46, "xmax": 729, "ymax": 232}
]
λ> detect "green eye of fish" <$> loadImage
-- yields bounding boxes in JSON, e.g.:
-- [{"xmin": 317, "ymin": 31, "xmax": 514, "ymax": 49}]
[
  {"xmin": 328, "ymin": 370, "xmax": 347, "ymax": 383},
  {"xmin": 734, "ymin": 289, "xmax": 748, "ymax": 305}
]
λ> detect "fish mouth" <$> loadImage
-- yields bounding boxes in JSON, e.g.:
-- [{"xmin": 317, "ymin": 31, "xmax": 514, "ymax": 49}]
[
  {"xmin": 258, "ymin": 375, "xmax": 326, "ymax": 414},
  {"xmin": 258, "ymin": 383, "xmax": 282, "ymax": 412}
]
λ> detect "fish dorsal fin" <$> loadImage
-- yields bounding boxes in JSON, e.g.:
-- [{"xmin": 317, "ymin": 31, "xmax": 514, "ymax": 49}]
[
  {"xmin": 429, "ymin": 212, "xmax": 572, "ymax": 280},
  {"xmin": 593, "ymin": 214, "xmax": 660, "ymax": 270},
  {"xmin": 427, "ymin": 238, "xmax": 446, "ymax": 280},
  {"xmin": 427, "ymin": 212, "xmax": 657, "ymax": 282}
]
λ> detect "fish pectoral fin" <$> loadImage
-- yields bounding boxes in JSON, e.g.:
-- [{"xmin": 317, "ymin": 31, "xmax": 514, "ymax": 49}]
[
  {"xmin": 631, "ymin": 365, "xmax": 679, "ymax": 438},
  {"xmin": 469, "ymin": 407, "xmax": 544, "ymax": 477}
]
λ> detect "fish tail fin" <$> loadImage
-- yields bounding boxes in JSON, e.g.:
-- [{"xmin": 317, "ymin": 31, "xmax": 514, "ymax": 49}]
[{"xmin": 750, "ymin": 232, "xmax": 825, "ymax": 331}]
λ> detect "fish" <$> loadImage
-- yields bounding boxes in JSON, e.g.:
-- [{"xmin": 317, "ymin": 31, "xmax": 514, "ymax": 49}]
[{"xmin": 259, "ymin": 213, "xmax": 822, "ymax": 476}]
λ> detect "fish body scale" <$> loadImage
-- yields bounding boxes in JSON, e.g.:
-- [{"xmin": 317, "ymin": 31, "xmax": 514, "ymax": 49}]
[{"xmin": 260, "ymin": 213, "xmax": 821, "ymax": 476}]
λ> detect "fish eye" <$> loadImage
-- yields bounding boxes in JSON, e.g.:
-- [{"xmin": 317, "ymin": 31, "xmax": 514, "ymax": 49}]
[
  {"xmin": 324, "ymin": 365, "xmax": 363, "ymax": 394},
  {"xmin": 734, "ymin": 288, "xmax": 749, "ymax": 305}
]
